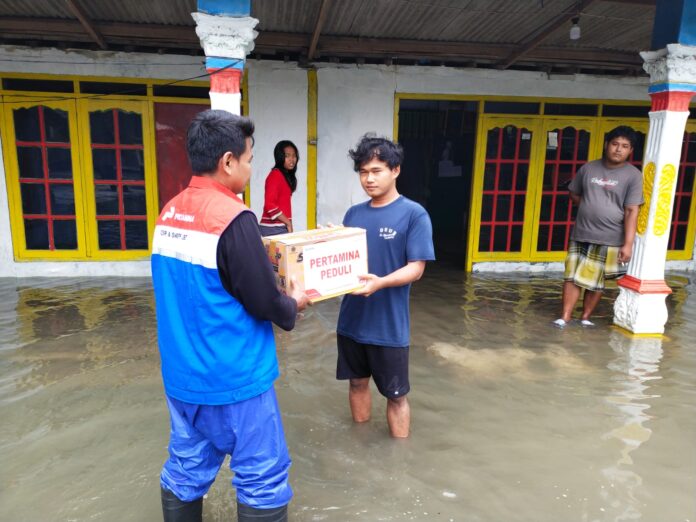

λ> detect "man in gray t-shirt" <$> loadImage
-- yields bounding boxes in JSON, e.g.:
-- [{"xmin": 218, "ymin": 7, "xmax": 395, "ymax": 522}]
[{"xmin": 554, "ymin": 126, "xmax": 643, "ymax": 328}]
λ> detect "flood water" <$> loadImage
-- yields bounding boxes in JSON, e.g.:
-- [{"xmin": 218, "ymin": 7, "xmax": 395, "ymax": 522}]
[{"xmin": 1, "ymin": 267, "xmax": 695, "ymax": 522}]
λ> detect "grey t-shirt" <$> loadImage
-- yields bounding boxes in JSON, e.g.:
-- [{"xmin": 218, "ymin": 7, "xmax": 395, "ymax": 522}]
[{"xmin": 568, "ymin": 159, "xmax": 643, "ymax": 247}]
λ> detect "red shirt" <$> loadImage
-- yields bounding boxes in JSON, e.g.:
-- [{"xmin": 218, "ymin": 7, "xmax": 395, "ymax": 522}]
[{"xmin": 261, "ymin": 168, "xmax": 292, "ymax": 226}]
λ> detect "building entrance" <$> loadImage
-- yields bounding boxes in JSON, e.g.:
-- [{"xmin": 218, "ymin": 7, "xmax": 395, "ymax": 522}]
[{"xmin": 396, "ymin": 99, "xmax": 478, "ymax": 268}]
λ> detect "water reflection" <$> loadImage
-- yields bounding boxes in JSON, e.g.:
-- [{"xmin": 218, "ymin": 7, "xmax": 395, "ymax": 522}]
[{"xmin": 601, "ymin": 332, "xmax": 663, "ymax": 521}]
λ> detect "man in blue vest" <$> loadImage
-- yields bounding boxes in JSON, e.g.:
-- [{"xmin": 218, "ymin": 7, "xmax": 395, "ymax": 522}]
[{"xmin": 151, "ymin": 110, "xmax": 309, "ymax": 522}]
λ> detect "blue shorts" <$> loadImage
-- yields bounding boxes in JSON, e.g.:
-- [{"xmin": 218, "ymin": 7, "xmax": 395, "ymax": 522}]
[{"xmin": 160, "ymin": 387, "xmax": 292, "ymax": 509}]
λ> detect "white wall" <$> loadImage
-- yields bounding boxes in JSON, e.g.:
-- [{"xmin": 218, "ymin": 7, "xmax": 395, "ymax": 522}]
[
  {"xmin": 0, "ymin": 46, "xmax": 205, "ymax": 277},
  {"xmin": 314, "ymin": 63, "xmax": 651, "ymax": 227},
  {"xmin": 1, "ymin": 46, "xmax": 694, "ymax": 275},
  {"xmin": 246, "ymin": 61, "xmax": 308, "ymax": 230}
]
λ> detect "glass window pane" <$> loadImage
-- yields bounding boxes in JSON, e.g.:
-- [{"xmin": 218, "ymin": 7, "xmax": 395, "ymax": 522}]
[
  {"xmin": 510, "ymin": 225, "xmax": 523, "ymax": 251},
  {"xmin": 495, "ymin": 195, "xmax": 511, "ymax": 221},
  {"xmin": 486, "ymin": 129, "xmax": 500, "ymax": 159},
  {"xmin": 47, "ymin": 148, "xmax": 72, "ymax": 179},
  {"xmin": 478, "ymin": 225, "xmax": 491, "ymax": 251},
  {"xmin": 123, "ymin": 185, "xmax": 146, "ymax": 215},
  {"xmin": 499, "ymin": 163, "xmax": 513, "ymax": 190},
  {"xmin": 493, "ymin": 225, "xmax": 508, "ymax": 251},
  {"xmin": 483, "ymin": 164, "xmax": 496, "ymax": 190},
  {"xmin": 501, "ymin": 127, "xmax": 518, "ymax": 159},
  {"xmin": 671, "ymin": 225, "xmax": 687, "ymax": 250},
  {"xmin": 551, "ymin": 225, "xmax": 567, "ymax": 251},
  {"xmin": 685, "ymin": 135, "xmax": 696, "ymax": 163},
  {"xmin": 481, "ymin": 194, "xmax": 493, "ymax": 221},
  {"xmin": 121, "ymin": 150, "xmax": 144, "ymax": 180},
  {"xmin": 13, "ymin": 107, "xmax": 40, "ymax": 142},
  {"xmin": 95, "ymin": 185, "xmax": 120, "ymax": 215},
  {"xmin": 513, "ymin": 195, "xmax": 525, "ymax": 221},
  {"xmin": 516, "ymin": 164, "xmax": 528, "ymax": 190},
  {"xmin": 17, "ymin": 147, "xmax": 43, "ymax": 178},
  {"xmin": 90, "ymin": 111, "xmax": 115, "ymax": 144},
  {"xmin": 118, "ymin": 111, "xmax": 143, "ymax": 145},
  {"xmin": 577, "ymin": 131, "xmax": 590, "ymax": 160},
  {"xmin": 682, "ymin": 166, "xmax": 695, "ymax": 190},
  {"xmin": 43, "ymin": 108, "xmax": 69, "ymax": 143},
  {"xmin": 93, "ymin": 149, "xmax": 117, "ymax": 180},
  {"xmin": 539, "ymin": 195, "xmax": 552, "ymax": 221},
  {"xmin": 53, "ymin": 220, "xmax": 77, "ymax": 249},
  {"xmin": 554, "ymin": 199, "xmax": 569, "ymax": 221},
  {"xmin": 537, "ymin": 225, "xmax": 550, "ymax": 251},
  {"xmin": 125, "ymin": 220, "xmax": 148, "ymax": 249},
  {"xmin": 20, "ymin": 183, "xmax": 46, "ymax": 214},
  {"xmin": 24, "ymin": 219, "xmax": 49, "ymax": 249},
  {"xmin": 518, "ymin": 130, "xmax": 532, "ymax": 159},
  {"xmin": 677, "ymin": 197, "xmax": 692, "ymax": 221},
  {"xmin": 50, "ymin": 184, "xmax": 75, "ymax": 215},
  {"xmin": 98, "ymin": 220, "xmax": 122, "ymax": 249}
]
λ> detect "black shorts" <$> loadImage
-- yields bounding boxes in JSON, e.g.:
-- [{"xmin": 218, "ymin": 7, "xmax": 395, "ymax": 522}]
[{"xmin": 336, "ymin": 334, "xmax": 410, "ymax": 399}]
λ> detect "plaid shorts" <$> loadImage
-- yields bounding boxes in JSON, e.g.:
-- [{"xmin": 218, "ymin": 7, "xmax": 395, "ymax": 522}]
[{"xmin": 564, "ymin": 241, "xmax": 625, "ymax": 292}]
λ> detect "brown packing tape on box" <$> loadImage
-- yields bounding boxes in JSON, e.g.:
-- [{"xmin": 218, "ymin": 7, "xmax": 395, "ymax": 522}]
[{"xmin": 264, "ymin": 227, "xmax": 368, "ymax": 302}]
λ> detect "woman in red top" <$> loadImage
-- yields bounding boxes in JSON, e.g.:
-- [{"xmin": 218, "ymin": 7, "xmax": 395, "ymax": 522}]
[{"xmin": 260, "ymin": 140, "xmax": 299, "ymax": 236}]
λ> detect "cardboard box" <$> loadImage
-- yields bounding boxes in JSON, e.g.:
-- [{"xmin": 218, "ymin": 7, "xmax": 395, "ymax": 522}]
[{"xmin": 263, "ymin": 227, "xmax": 368, "ymax": 302}]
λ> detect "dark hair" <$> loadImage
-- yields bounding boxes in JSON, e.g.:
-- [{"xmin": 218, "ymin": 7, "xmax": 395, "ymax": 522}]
[
  {"xmin": 348, "ymin": 134, "xmax": 404, "ymax": 172},
  {"xmin": 186, "ymin": 109, "xmax": 254, "ymax": 174},
  {"xmin": 273, "ymin": 140, "xmax": 299, "ymax": 193},
  {"xmin": 605, "ymin": 126, "xmax": 637, "ymax": 149}
]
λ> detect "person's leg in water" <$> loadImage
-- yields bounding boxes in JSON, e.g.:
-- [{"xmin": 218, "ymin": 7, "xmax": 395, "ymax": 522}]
[
  {"xmin": 349, "ymin": 377, "xmax": 372, "ymax": 422},
  {"xmin": 560, "ymin": 280, "xmax": 582, "ymax": 323},
  {"xmin": 231, "ymin": 389, "xmax": 292, "ymax": 522},
  {"xmin": 387, "ymin": 395, "xmax": 410, "ymax": 438},
  {"xmin": 581, "ymin": 289, "xmax": 602, "ymax": 322}
]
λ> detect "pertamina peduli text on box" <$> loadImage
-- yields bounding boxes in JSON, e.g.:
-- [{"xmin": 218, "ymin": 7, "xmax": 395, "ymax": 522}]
[{"xmin": 262, "ymin": 227, "xmax": 368, "ymax": 302}]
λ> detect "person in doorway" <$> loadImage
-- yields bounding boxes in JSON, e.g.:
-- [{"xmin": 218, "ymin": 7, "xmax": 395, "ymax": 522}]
[
  {"xmin": 336, "ymin": 134, "xmax": 435, "ymax": 438},
  {"xmin": 554, "ymin": 126, "xmax": 643, "ymax": 328},
  {"xmin": 260, "ymin": 140, "xmax": 299, "ymax": 236},
  {"xmin": 151, "ymin": 110, "xmax": 309, "ymax": 522}
]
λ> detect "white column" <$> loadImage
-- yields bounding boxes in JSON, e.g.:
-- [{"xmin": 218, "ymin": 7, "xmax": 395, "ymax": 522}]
[
  {"xmin": 614, "ymin": 44, "xmax": 696, "ymax": 334},
  {"xmin": 191, "ymin": 11, "xmax": 258, "ymax": 114}
]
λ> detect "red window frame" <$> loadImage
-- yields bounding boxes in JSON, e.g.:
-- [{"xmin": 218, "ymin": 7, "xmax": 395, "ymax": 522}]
[
  {"xmin": 16, "ymin": 105, "xmax": 75, "ymax": 251},
  {"xmin": 479, "ymin": 126, "xmax": 529, "ymax": 252},
  {"xmin": 537, "ymin": 127, "xmax": 589, "ymax": 252},
  {"xmin": 669, "ymin": 131, "xmax": 696, "ymax": 251},
  {"xmin": 91, "ymin": 108, "xmax": 146, "ymax": 250}
]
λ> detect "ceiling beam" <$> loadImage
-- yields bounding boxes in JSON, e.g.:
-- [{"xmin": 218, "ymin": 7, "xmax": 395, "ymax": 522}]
[
  {"xmin": 308, "ymin": 0, "xmax": 331, "ymax": 61},
  {"xmin": 64, "ymin": 0, "xmax": 108, "ymax": 50},
  {"xmin": 0, "ymin": 18, "xmax": 643, "ymax": 70},
  {"xmin": 498, "ymin": 0, "xmax": 599, "ymax": 70},
  {"xmin": 256, "ymin": 32, "xmax": 642, "ymax": 69}
]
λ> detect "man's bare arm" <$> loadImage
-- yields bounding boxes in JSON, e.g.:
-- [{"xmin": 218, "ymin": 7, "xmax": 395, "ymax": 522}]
[{"xmin": 619, "ymin": 205, "xmax": 640, "ymax": 263}]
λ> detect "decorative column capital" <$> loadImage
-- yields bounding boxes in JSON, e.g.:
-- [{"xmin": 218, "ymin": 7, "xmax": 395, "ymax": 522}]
[
  {"xmin": 640, "ymin": 43, "xmax": 696, "ymax": 91},
  {"xmin": 192, "ymin": 12, "xmax": 259, "ymax": 60}
]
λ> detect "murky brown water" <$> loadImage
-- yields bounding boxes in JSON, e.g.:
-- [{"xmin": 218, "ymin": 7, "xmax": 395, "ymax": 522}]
[{"xmin": 1, "ymin": 268, "xmax": 695, "ymax": 521}]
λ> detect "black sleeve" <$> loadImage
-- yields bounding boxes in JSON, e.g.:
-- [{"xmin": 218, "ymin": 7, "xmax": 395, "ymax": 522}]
[{"xmin": 217, "ymin": 211, "xmax": 297, "ymax": 331}]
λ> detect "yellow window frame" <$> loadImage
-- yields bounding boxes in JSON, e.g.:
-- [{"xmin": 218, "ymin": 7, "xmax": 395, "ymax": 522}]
[
  {"xmin": 77, "ymin": 98, "xmax": 158, "ymax": 260},
  {"xmin": 527, "ymin": 117, "xmax": 601, "ymax": 262},
  {"xmin": 1, "ymin": 96, "xmax": 89, "ymax": 260},
  {"xmin": 467, "ymin": 115, "xmax": 543, "ymax": 267}
]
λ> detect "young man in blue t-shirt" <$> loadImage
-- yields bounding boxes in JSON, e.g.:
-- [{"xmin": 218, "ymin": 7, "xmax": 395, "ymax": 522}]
[{"xmin": 336, "ymin": 135, "xmax": 435, "ymax": 438}]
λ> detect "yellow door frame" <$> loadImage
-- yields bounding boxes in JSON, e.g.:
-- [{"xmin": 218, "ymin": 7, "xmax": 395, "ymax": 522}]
[
  {"xmin": 467, "ymin": 115, "xmax": 544, "ymax": 270},
  {"xmin": 307, "ymin": 68, "xmax": 318, "ymax": 229},
  {"xmin": 1, "ymin": 96, "xmax": 88, "ymax": 260},
  {"xmin": 77, "ymin": 98, "xmax": 157, "ymax": 260},
  {"xmin": 528, "ymin": 117, "xmax": 601, "ymax": 263}
]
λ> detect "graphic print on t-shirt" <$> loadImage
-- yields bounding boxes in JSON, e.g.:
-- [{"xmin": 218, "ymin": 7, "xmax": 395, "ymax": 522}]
[
  {"xmin": 590, "ymin": 177, "xmax": 619, "ymax": 189},
  {"xmin": 379, "ymin": 227, "xmax": 397, "ymax": 240}
]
